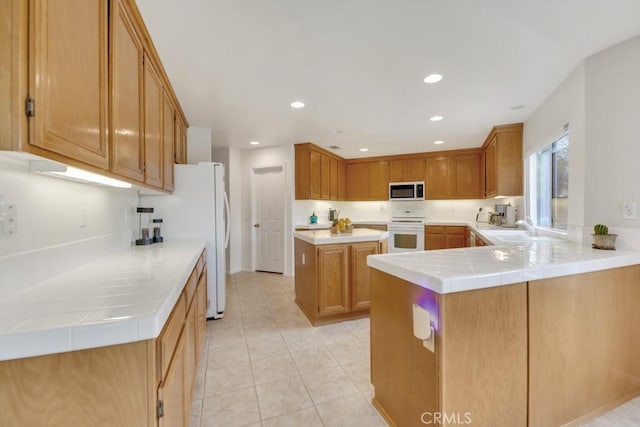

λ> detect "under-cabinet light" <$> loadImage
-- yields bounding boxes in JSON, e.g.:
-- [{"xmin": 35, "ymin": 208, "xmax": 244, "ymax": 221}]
[{"xmin": 30, "ymin": 160, "xmax": 132, "ymax": 189}]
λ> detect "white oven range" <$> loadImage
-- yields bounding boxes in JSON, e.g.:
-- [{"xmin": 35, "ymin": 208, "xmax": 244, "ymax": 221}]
[{"xmin": 387, "ymin": 210, "xmax": 426, "ymax": 253}]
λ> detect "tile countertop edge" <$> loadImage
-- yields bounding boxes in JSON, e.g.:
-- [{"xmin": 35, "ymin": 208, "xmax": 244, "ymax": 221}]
[
  {"xmin": 294, "ymin": 229, "xmax": 389, "ymax": 245},
  {"xmin": 367, "ymin": 242, "xmax": 640, "ymax": 295},
  {"xmin": 0, "ymin": 240, "xmax": 205, "ymax": 362}
]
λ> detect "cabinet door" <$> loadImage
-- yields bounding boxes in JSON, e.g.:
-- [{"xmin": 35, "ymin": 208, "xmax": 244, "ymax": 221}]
[
  {"xmin": 485, "ymin": 137, "xmax": 497, "ymax": 197},
  {"xmin": 321, "ymin": 154, "xmax": 331, "ymax": 200},
  {"xmin": 174, "ymin": 114, "xmax": 187, "ymax": 164},
  {"xmin": 162, "ymin": 92, "xmax": 175, "ymax": 191},
  {"xmin": 143, "ymin": 54, "xmax": 163, "ymax": 188},
  {"xmin": 379, "ymin": 239, "xmax": 388, "ymax": 254},
  {"xmin": 330, "ymin": 158, "xmax": 339, "ymax": 200},
  {"xmin": 425, "ymin": 226, "xmax": 446, "ymax": 250},
  {"xmin": 184, "ymin": 298, "xmax": 197, "ymax": 401},
  {"xmin": 496, "ymin": 130, "xmax": 523, "ymax": 196},
  {"xmin": 111, "ymin": 0, "xmax": 144, "ymax": 181},
  {"xmin": 338, "ymin": 161, "xmax": 347, "ymax": 201},
  {"xmin": 347, "ymin": 163, "xmax": 369, "ymax": 200},
  {"xmin": 195, "ymin": 269, "xmax": 207, "ymax": 364},
  {"xmin": 158, "ymin": 330, "xmax": 186, "ymax": 427},
  {"xmin": 453, "ymin": 153, "xmax": 481, "ymax": 199},
  {"xmin": 389, "ymin": 160, "xmax": 404, "ymax": 182},
  {"xmin": 426, "ymin": 157, "xmax": 452, "ymax": 199},
  {"xmin": 309, "ymin": 150, "xmax": 322, "ymax": 200},
  {"xmin": 446, "ymin": 234, "xmax": 467, "ymax": 249},
  {"xmin": 317, "ymin": 245, "xmax": 349, "ymax": 317},
  {"xmin": 29, "ymin": 0, "xmax": 109, "ymax": 169},
  {"xmin": 406, "ymin": 158, "xmax": 425, "ymax": 181},
  {"xmin": 369, "ymin": 161, "xmax": 389, "ymax": 200},
  {"xmin": 350, "ymin": 242, "xmax": 379, "ymax": 311}
]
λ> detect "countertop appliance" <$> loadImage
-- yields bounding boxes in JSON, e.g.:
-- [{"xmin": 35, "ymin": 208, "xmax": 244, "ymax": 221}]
[
  {"xmin": 387, "ymin": 209, "xmax": 426, "ymax": 253},
  {"xmin": 140, "ymin": 163, "xmax": 230, "ymax": 319},
  {"xmin": 389, "ymin": 182, "xmax": 425, "ymax": 201}
]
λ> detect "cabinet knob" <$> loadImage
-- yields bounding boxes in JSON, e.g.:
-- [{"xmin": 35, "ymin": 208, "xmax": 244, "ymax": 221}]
[{"xmin": 254, "ymin": 223, "xmax": 260, "ymax": 228}]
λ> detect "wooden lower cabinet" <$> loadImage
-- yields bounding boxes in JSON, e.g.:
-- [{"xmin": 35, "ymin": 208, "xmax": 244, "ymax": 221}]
[
  {"xmin": 0, "ymin": 250, "xmax": 207, "ymax": 427},
  {"xmin": 370, "ymin": 270, "xmax": 528, "ymax": 427},
  {"xmin": 370, "ymin": 265, "xmax": 640, "ymax": 427},
  {"xmin": 295, "ymin": 238, "xmax": 385, "ymax": 325},
  {"xmin": 425, "ymin": 225, "xmax": 467, "ymax": 250}
]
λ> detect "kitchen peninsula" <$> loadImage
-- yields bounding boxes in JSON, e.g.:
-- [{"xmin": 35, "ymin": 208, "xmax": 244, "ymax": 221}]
[
  {"xmin": 367, "ymin": 235, "xmax": 640, "ymax": 427},
  {"xmin": 294, "ymin": 228, "xmax": 388, "ymax": 325}
]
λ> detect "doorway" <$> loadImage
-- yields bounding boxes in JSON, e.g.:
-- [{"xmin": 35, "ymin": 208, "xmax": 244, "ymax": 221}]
[{"xmin": 252, "ymin": 166, "xmax": 285, "ymax": 273}]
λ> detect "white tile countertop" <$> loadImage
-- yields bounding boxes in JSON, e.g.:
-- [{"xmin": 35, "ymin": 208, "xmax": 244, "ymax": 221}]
[
  {"xmin": 368, "ymin": 223, "xmax": 640, "ymax": 294},
  {"xmin": 294, "ymin": 228, "xmax": 389, "ymax": 245},
  {"xmin": 0, "ymin": 240, "xmax": 205, "ymax": 362}
]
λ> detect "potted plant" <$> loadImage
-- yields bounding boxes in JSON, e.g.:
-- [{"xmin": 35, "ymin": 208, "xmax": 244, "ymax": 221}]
[{"xmin": 592, "ymin": 224, "xmax": 617, "ymax": 250}]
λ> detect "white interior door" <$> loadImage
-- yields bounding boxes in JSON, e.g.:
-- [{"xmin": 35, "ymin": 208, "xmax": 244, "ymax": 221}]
[{"xmin": 254, "ymin": 168, "xmax": 285, "ymax": 273}]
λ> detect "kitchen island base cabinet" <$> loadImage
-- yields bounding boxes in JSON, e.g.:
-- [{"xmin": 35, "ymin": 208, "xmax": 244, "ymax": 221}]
[
  {"xmin": 0, "ymin": 250, "xmax": 208, "ymax": 427},
  {"xmin": 528, "ymin": 266, "xmax": 640, "ymax": 427},
  {"xmin": 295, "ymin": 238, "xmax": 385, "ymax": 325},
  {"xmin": 370, "ymin": 270, "xmax": 527, "ymax": 427}
]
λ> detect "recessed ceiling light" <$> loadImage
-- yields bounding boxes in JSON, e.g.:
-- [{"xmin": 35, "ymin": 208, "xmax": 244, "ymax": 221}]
[
  {"xmin": 250, "ymin": 141, "xmax": 260, "ymax": 145},
  {"xmin": 430, "ymin": 115, "xmax": 444, "ymax": 122},
  {"xmin": 433, "ymin": 140, "xmax": 445, "ymax": 145},
  {"xmin": 359, "ymin": 148, "xmax": 369, "ymax": 152},
  {"xmin": 290, "ymin": 101, "xmax": 305, "ymax": 109},
  {"xmin": 423, "ymin": 74, "xmax": 443, "ymax": 84}
]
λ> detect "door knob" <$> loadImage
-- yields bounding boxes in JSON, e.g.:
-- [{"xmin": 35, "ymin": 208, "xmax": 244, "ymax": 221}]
[{"xmin": 254, "ymin": 223, "xmax": 260, "ymax": 228}]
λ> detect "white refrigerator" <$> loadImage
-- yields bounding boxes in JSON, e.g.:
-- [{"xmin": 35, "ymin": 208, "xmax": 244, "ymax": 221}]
[{"xmin": 141, "ymin": 162, "xmax": 229, "ymax": 319}]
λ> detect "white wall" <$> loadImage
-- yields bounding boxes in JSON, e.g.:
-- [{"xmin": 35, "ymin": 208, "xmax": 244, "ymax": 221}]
[
  {"xmin": 187, "ymin": 127, "xmax": 212, "ymax": 164},
  {"xmin": 241, "ymin": 145, "xmax": 294, "ymax": 275},
  {"xmin": 0, "ymin": 155, "xmax": 138, "ymax": 289},
  {"xmin": 523, "ymin": 35, "xmax": 640, "ymax": 249},
  {"xmin": 584, "ymin": 36, "xmax": 640, "ymax": 234},
  {"xmin": 523, "ymin": 63, "xmax": 587, "ymax": 243}
]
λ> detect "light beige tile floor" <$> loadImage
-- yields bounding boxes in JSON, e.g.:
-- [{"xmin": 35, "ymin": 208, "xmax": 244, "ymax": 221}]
[
  {"xmin": 190, "ymin": 271, "xmax": 387, "ymax": 427},
  {"xmin": 191, "ymin": 271, "xmax": 640, "ymax": 427}
]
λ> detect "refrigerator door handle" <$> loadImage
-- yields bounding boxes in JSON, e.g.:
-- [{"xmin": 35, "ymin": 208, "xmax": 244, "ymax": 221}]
[{"xmin": 224, "ymin": 191, "xmax": 230, "ymax": 249}]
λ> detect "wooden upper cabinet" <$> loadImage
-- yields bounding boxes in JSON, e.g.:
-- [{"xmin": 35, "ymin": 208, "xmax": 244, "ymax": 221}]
[
  {"xmin": 28, "ymin": 0, "xmax": 109, "ymax": 169},
  {"xmin": 347, "ymin": 163, "xmax": 369, "ymax": 201},
  {"xmin": 309, "ymin": 150, "xmax": 322, "ymax": 199},
  {"xmin": 483, "ymin": 123, "xmax": 523, "ymax": 197},
  {"xmin": 453, "ymin": 152, "xmax": 482, "ymax": 199},
  {"xmin": 174, "ymin": 114, "xmax": 187, "ymax": 165},
  {"xmin": 162, "ymin": 92, "xmax": 175, "ymax": 191},
  {"xmin": 321, "ymin": 154, "xmax": 331, "ymax": 200},
  {"xmin": 338, "ymin": 161, "xmax": 347, "ymax": 201},
  {"xmin": 369, "ymin": 161, "xmax": 389, "ymax": 200},
  {"xmin": 389, "ymin": 158, "xmax": 425, "ymax": 182},
  {"xmin": 294, "ymin": 143, "xmax": 344, "ymax": 200},
  {"xmin": 426, "ymin": 156, "xmax": 452, "ymax": 199},
  {"xmin": 110, "ymin": 0, "xmax": 144, "ymax": 181},
  {"xmin": 330, "ymin": 158, "xmax": 339, "ymax": 200},
  {"xmin": 143, "ymin": 54, "xmax": 163, "ymax": 188}
]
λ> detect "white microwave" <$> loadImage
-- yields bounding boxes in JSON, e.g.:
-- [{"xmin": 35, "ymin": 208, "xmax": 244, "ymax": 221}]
[{"xmin": 389, "ymin": 182, "xmax": 425, "ymax": 201}]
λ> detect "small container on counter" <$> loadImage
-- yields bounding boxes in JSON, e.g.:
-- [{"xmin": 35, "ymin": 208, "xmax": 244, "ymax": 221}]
[
  {"xmin": 135, "ymin": 207, "xmax": 154, "ymax": 246},
  {"xmin": 152, "ymin": 219, "xmax": 164, "ymax": 243}
]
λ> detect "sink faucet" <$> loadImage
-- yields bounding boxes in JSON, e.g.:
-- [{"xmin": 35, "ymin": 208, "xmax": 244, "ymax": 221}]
[{"xmin": 516, "ymin": 217, "xmax": 535, "ymax": 235}]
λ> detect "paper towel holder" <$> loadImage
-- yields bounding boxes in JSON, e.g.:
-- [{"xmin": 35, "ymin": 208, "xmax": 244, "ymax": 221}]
[{"xmin": 413, "ymin": 304, "xmax": 435, "ymax": 352}]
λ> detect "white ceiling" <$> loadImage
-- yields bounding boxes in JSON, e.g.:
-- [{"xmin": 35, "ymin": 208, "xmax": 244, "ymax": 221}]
[{"xmin": 136, "ymin": 0, "xmax": 640, "ymax": 159}]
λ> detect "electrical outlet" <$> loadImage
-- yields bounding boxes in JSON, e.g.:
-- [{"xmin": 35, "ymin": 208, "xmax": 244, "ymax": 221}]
[
  {"xmin": 0, "ymin": 204, "xmax": 17, "ymax": 235},
  {"xmin": 623, "ymin": 200, "xmax": 637, "ymax": 220}
]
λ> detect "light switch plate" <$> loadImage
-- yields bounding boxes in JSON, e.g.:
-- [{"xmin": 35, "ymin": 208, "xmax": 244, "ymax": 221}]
[{"xmin": 0, "ymin": 204, "xmax": 17, "ymax": 235}]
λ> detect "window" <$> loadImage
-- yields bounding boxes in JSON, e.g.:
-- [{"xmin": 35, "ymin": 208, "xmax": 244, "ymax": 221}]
[{"xmin": 529, "ymin": 134, "xmax": 569, "ymax": 230}]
